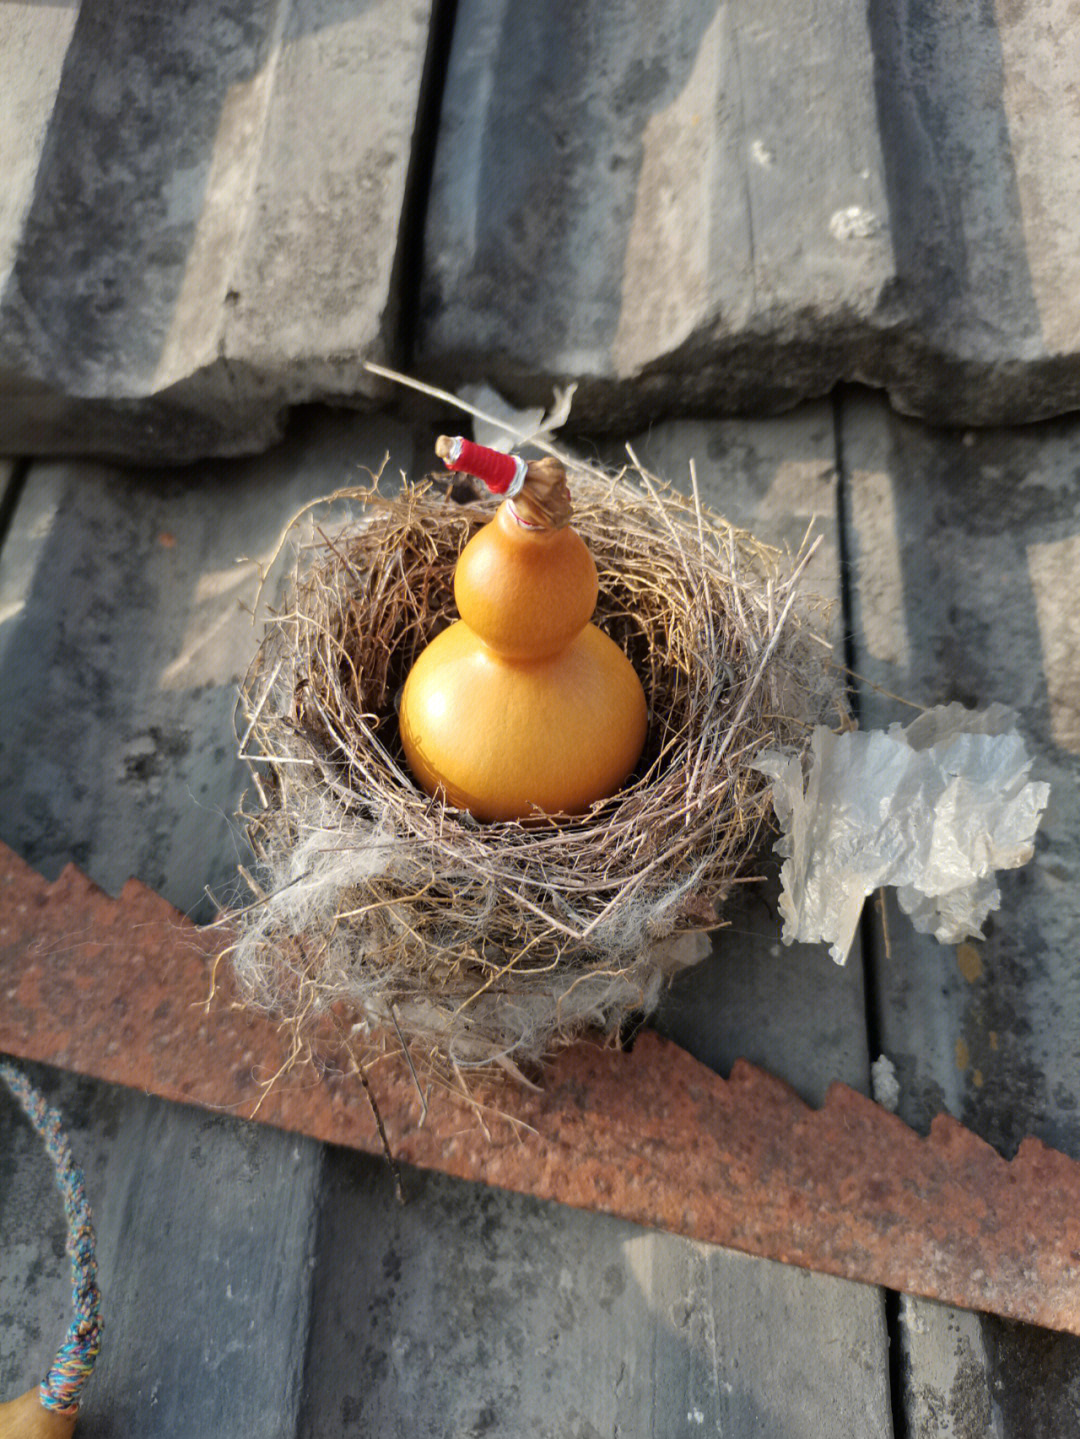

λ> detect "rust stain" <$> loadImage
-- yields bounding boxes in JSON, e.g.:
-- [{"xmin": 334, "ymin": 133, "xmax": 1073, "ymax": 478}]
[
  {"xmin": 957, "ymin": 942, "xmax": 984, "ymax": 983},
  {"xmin": 2, "ymin": 839, "xmax": 1080, "ymax": 1334}
]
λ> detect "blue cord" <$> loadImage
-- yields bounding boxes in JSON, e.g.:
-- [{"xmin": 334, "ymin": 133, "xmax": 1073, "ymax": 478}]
[{"xmin": 1, "ymin": 1062, "xmax": 103, "ymax": 1417}]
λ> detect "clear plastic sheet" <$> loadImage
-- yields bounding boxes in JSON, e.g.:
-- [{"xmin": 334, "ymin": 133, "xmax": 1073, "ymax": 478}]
[{"xmin": 753, "ymin": 704, "xmax": 1050, "ymax": 964}]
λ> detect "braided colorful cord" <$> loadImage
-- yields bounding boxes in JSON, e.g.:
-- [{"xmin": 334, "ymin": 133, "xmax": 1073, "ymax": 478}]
[{"xmin": 0, "ymin": 1061, "xmax": 103, "ymax": 1418}]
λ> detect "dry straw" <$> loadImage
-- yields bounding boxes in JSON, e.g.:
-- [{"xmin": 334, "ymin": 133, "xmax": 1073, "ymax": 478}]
[{"xmin": 231, "ymin": 418, "xmax": 837, "ymax": 1082}]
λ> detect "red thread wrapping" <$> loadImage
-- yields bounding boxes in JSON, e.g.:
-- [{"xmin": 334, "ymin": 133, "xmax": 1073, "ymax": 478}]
[{"xmin": 443, "ymin": 438, "xmax": 519, "ymax": 495}]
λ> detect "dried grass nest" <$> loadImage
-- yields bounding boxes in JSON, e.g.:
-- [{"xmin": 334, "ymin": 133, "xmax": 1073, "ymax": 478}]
[{"xmin": 232, "ymin": 454, "xmax": 837, "ymax": 1079}]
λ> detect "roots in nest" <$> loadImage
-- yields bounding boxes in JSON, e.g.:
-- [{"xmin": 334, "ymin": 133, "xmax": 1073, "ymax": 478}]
[{"xmin": 232, "ymin": 455, "xmax": 839, "ymax": 1078}]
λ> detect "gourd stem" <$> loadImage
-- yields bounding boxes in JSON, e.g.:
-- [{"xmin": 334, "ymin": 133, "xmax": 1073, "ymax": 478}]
[{"xmin": 436, "ymin": 437, "xmax": 573, "ymax": 530}]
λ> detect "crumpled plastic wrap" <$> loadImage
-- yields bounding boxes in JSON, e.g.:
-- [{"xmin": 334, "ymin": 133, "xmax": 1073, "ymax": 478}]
[{"xmin": 752, "ymin": 704, "xmax": 1050, "ymax": 964}]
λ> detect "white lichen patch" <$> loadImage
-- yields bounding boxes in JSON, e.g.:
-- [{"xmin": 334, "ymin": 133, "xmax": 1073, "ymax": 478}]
[{"xmin": 829, "ymin": 206, "xmax": 883, "ymax": 241}]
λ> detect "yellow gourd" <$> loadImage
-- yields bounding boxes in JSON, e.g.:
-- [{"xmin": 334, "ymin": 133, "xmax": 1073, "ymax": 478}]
[{"xmin": 399, "ymin": 441, "xmax": 647, "ymax": 822}]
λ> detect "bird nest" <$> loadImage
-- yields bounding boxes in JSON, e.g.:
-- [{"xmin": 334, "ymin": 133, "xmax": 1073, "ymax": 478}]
[{"xmin": 232, "ymin": 456, "xmax": 837, "ymax": 1081}]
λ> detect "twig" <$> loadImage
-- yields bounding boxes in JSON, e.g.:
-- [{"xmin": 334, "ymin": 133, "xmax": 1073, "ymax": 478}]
[{"xmin": 354, "ymin": 1055, "xmax": 406, "ymax": 1204}]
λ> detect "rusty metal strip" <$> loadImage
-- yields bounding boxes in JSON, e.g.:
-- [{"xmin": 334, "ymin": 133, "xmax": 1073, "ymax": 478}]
[{"xmin": 2, "ymin": 839, "xmax": 1079, "ymax": 1333}]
